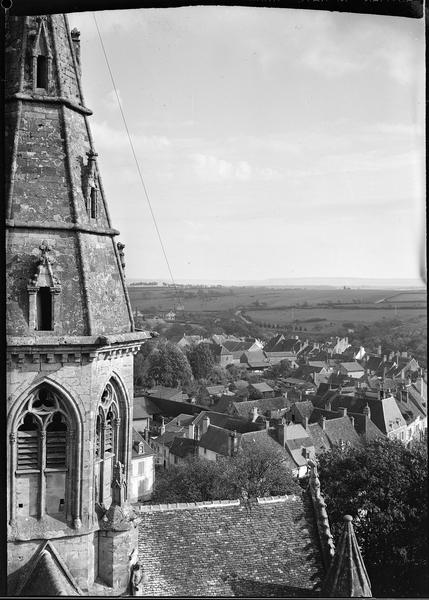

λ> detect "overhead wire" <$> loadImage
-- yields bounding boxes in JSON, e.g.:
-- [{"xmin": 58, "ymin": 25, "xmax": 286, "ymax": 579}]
[{"xmin": 92, "ymin": 12, "xmax": 183, "ymax": 310}]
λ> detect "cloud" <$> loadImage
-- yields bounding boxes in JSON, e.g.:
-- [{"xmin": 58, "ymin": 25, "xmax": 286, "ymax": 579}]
[
  {"xmin": 191, "ymin": 153, "xmax": 282, "ymax": 183},
  {"xmin": 91, "ymin": 120, "xmax": 172, "ymax": 153}
]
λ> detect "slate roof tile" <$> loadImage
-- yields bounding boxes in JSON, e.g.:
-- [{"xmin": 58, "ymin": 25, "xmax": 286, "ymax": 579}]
[{"xmin": 137, "ymin": 493, "xmax": 324, "ymax": 597}]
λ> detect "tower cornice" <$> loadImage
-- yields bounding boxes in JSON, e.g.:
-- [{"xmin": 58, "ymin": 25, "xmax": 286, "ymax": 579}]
[
  {"xmin": 6, "ymin": 220, "xmax": 120, "ymax": 237},
  {"xmin": 5, "ymin": 92, "xmax": 93, "ymax": 115}
]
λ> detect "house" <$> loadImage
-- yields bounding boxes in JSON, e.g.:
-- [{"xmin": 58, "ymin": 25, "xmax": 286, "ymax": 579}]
[
  {"xmin": 287, "ymin": 400, "xmax": 315, "ymax": 426},
  {"xmin": 264, "ymin": 336, "xmax": 308, "ymax": 364},
  {"xmin": 168, "ymin": 437, "xmax": 198, "ymax": 467},
  {"xmin": 129, "ymin": 429, "xmax": 155, "ymax": 503},
  {"xmin": 221, "ymin": 340, "xmax": 261, "ymax": 364},
  {"xmin": 314, "ymin": 391, "xmax": 408, "ymax": 443},
  {"xmin": 393, "ymin": 382, "xmax": 427, "ymax": 444},
  {"xmin": 200, "ymin": 384, "xmax": 233, "ymax": 405},
  {"xmin": 164, "ymin": 310, "xmax": 176, "ymax": 322},
  {"xmin": 133, "ymin": 395, "xmax": 163, "ymax": 433},
  {"xmin": 231, "ymin": 396, "xmax": 293, "ymax": 421},
  {"xmin": 240, "ymin": 350, "xmax": 271, "ymax": 372},
  {"xmin": 192, "ymin": 411, "xmax": 262, "ymax": 439},
  {"xmin": 248, "ymin": 381, "xmax": 275, "ymax": 398},
  {"xmin": 308, "ymin": 414, "xmax": 363, "ymax": 454},
  {"xmin": 276, "ymin": 421, "xmax": 316, "ymax": 478},
  {"xmin": 339, "ymin": 362, "xmax": 365, "ymax": 379},
  {"xmin": 212, "ymin": 343, "xmax": 234, "ymax": 367}
]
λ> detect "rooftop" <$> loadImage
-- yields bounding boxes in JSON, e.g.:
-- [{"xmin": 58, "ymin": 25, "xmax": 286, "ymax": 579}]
[{"xmin": 137, "ymin": 494, "xmax": 325, "ymax": 597}]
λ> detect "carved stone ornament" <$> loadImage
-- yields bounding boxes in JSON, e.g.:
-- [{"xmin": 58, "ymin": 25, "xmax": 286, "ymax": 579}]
[{"xmin": 28, "ymin": 241, "xmax": 61, "ymax": 291}]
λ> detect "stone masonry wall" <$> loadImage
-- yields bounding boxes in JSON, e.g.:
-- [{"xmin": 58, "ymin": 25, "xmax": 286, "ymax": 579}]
[{"xmin": 6, "ymin": 229, "xmax": 87, "ymax": 336}]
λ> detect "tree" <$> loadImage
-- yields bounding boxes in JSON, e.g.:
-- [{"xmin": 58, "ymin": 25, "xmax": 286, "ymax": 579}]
[
  {"xmin": 150, "ymin": 442, "xmax": 301, "ymax": 505},
  {"xmin": 317, "ymin": 439, "xmax": 428, "ymax": 597},
  {"xmin": 187, "ymin": 343, "xmax": 215, "ymax": 380},
  {"xmin": 143, "ymin": 340, "xmax": 192, "ymax": 388}
]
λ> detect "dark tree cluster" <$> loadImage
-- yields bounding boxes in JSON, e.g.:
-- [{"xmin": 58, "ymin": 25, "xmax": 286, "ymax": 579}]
[{"xmin": 318, "ymin": 439, "xmax": 428, "ymax": 597}]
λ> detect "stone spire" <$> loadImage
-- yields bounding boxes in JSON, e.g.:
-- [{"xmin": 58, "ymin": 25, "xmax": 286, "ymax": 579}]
[
  {"xmin": 322, "ymin": 515, "xmax": 372, "ymax": 598},
  {"xmin": 5, "ymin": 13, "xmax": 135, "ymax": 337}
]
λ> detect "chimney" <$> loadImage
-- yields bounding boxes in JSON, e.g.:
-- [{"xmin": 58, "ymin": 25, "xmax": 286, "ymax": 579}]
[
  {"xmin": 188, "ymin": 423, "xmax": 195, "ymax": 439},
  {"xmin": 383, "ymin": 355, "xmax": 387, "ymax": 363},
  {"xmin": 202, "ymin": 415, "xmax": 210, "ymax": 435},
  {"xmin": 303, "ymin": 416, "xmax": 309, "ymax": 430},
  {"xmin": 143, "ymin": 428, "xmax": 149, "ymax": 442},
  {"xmin": 325, "ymin": 399, "xmax": 332, "ymax": 411},
  {"xmin": 377, "ymin": 344, "xmax": 382, "ymax": 357},
  {"xmin": 350, "ymin": 415, "xmax": 355, "ymax": 428},
  {"xmin": 228, "ymin": 430, "xmax": 238, "ymax": 456},
  {"xmin": 278, "ymin": 422, "xmax": 286, "ymax": 446},
  {"xmin": 401, "ymin": 389, "xmax": 408, "ymax": 404},
  {"xmin": 321, "ymin": 416, "xmax": 326, "ymax": 430},
  {"xmin": 363, "ymin": 403, "xmax": 371, "ymax": 419},
  {"xmin": 250, "ymin": 406, "xmax": 259, "ymax": 422},
  {"xmin": 265, "ymin": 418, "xmax": 270, "ymax": 431},
  {"xmin": 160, "ymin": 417, "xmax": 165, "ymax": 435},
  {"xmin": 338, "ymin": 407, "xmax": 347, "ymax": 417}
]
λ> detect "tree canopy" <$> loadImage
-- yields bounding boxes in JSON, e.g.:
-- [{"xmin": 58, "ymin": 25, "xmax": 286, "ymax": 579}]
[
  {"xmin": 187, "ymin": 342, "xmax": 215, "ymax": 380},
  {"xmin": 317, "ymin": 438, "xmax": 428, "ymax": 597},
  {"xmin": 151, "ymin": 442, "xmax": 300, "ymax": 505},
  {"xmin": 136, "ymin": 340, "xmax": 192, "ymax": 388}
]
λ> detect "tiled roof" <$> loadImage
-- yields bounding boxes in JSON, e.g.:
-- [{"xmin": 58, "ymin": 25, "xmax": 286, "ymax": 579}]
[
  {"xmin": 199, "ymin": 425, "xmax": 233, "ymax": 455},
  {"xmin": 133, "ymin": 396, "xmax": 163, "ymax": 419},
  {"xmin": 154, "ymin": 429, "xmax": 186, "ymax": 447},
  {"xmin": 212, "ymin": 395, "xmax": 237, "ymax": 414},
  {"xmin": 223, "ymin": 340, "xmax": 255, "ymax": 352},
  {"xmin": 194, "ymin": 411, "xmax": 261, "ymax": 434},
  {"xmin": 169, "ymin": 437, "xmax": 198, "ymax": 458},
  {"xmin": 307, "ymin": 423, "xmax": 330, "ymax": 455},
  {"xmin": 137, "ymin": 494, "xmax": 325, "ymax": 597},
  {"xmin": 233, "ymin": 397, "xmax": 291, "ymax": 418},
  {"xmin": 349, "ymin": 413, "xmax": 385, "ymax": 441},
  {"xmin": 146, "ymin": 386, "xmax": 185, "ymax": 400},
  {"xmin": 15, "ymin": 542, "xmax": 82, "ymax": 596},
  {"xmin": 132, "ymin": 429, "xmax": 155, "ymax": 457},
  {"xmin": 165, "ymin": 414, "xmax": 194, "ymax": 430},
  {"xmin": 206, "ymin": 385, "xmax": 227, "ymax": 395},
  {"xmin": 291, "ymin": 400, "xmax": 315, "ymax": 421},
  {"xmin": 340, "ymin": 362, "xmax": 364, "ymax": 372},
  {"xmin": 310, "ymin": 411, "xmax": 363, "ymax": 448},
  {"xmin": 250, "ymin": 382, "xmax": 274, "ymax": 393}
]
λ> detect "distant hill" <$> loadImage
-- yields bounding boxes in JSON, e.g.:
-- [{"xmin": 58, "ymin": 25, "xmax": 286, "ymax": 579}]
[{"xmin": 127, "ymin": 276, "xmax": 426, "ymax": 289}]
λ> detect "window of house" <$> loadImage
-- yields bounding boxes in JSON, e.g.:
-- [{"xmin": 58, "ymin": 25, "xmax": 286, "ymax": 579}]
[
  {"xmin": 14, "ymin": 386, "xmax": 70, "ymax": 519},
  {"xmin": 36, "ymin": 55, "xmax": 48, "ymax": 89}
]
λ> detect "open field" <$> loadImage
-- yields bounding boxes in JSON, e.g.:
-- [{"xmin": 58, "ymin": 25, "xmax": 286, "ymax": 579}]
[
  {"xmin": 128, "ymin": 285, "xmax": 425, "ymax": 313},
  {"xmin": 245, "ymin": 307, "xmax": 426, "ymax": 328}
]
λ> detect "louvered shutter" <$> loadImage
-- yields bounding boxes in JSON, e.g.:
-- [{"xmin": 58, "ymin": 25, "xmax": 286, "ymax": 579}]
[
  {"xmin": 46, "ymin": 430, "xmax": 67, "ymax": 468},
  {"xmin": 17, "ymin": 430, "xmax": 39, "ymax": 470}
]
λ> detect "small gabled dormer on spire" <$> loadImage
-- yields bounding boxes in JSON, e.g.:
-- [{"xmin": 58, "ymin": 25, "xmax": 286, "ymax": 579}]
[{"xmin": 27, "ymin": 241, "xmax": 61, "ymax": 331}]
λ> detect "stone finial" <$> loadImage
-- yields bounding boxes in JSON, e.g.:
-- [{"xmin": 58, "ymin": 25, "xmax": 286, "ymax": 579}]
[
  {"xmin": 321, "ymin": 515, "xmax": 372, "ymax": 597},
  {"xmin": 71, "ymin": 27, "xmax": 81, "ymax": 40},
  {"xmin": 112, "ymin": 460, "xmax": 126, "ymax": 506}
]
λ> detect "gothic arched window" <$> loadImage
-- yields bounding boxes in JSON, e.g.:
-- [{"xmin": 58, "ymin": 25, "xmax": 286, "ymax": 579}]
[
  {"xmin": 95, "ymin": 382, "xmax": 123, "ymax": 508},
  {"xmin": 13, "ymin": 386, "xmax": 73, "ymax": 520}
]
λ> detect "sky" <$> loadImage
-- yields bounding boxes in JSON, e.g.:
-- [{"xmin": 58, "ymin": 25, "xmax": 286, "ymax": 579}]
[{"xmin": 68, "ymin": 7, "xmax": 425, "ymax": 285}]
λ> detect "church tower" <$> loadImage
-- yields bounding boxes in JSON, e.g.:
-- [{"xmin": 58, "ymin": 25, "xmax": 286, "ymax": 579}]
[{"xmin": 5, "ymin": 13, "xmax": 149, "ymax": 595}]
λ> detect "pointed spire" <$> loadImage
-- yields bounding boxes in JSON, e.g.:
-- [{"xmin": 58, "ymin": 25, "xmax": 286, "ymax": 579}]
[{"xmin": 322, "ymin": 515, "xmax": 372, "ymax": 597}]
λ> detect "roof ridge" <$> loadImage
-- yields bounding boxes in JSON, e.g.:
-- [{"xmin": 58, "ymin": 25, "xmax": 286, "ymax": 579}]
[{"xmin": 139, "ymin": 499, "xmax": 240, "ymax": 512}]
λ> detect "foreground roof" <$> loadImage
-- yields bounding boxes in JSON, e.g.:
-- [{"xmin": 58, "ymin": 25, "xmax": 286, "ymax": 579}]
[
  {"xmin": 137, "ymin": 494, "xmax": 325, "ymax": 597},
  {"xmin": 15, "ymin": 541, "xmax": 82, "ymax": 596}
]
